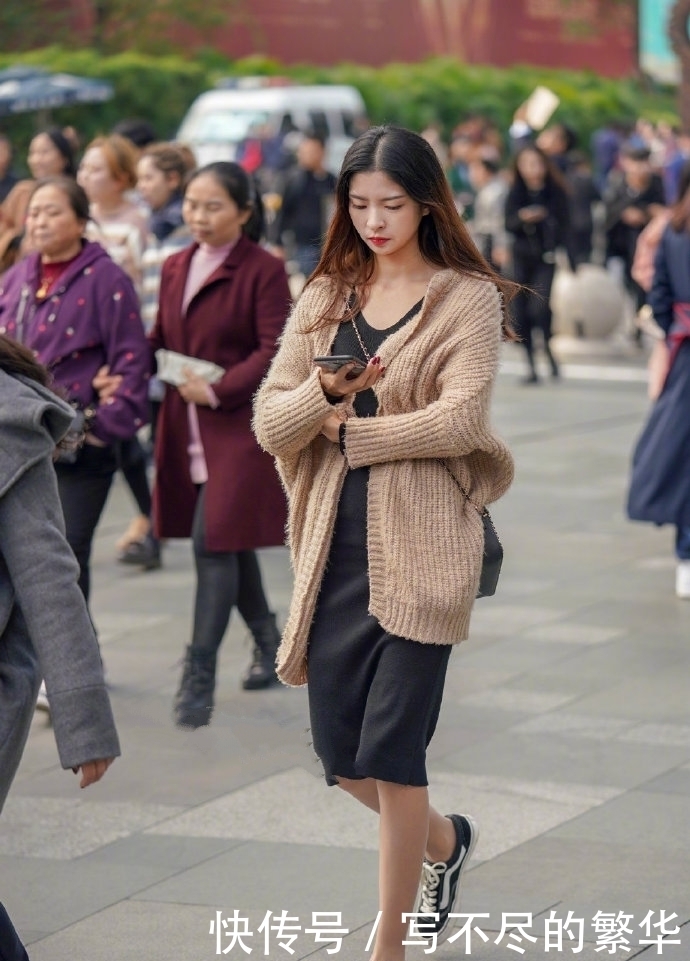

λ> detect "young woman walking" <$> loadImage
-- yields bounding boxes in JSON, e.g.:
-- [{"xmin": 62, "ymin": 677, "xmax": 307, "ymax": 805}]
[{"xmin": 254, "ymin": 125, "xmax": 514, "ymax": 960}]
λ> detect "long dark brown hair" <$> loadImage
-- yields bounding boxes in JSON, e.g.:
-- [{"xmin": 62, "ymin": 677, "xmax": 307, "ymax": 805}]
[
  {"xmin": 0, "ymin": 334, "xmax": 51, "ymax": 386},
  {"xmin": 305, "ymin": 124, "xmax": 516, "ymax": 337}
]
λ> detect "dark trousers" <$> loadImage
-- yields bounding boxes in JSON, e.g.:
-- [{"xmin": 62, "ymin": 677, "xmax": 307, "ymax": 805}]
[
  {"xmin": 511, "ymin": 257, "xmax": 557, "ymax": 352},
  {"xmin": 55, "ymin": 443, "xmax": 118, "ymax": 602},
  {"xmin": 115, "ymin": 438, "xmax": 152, "ymax": 517},
  {"xmin": 0, "ymin": 903, "xmax": 30, "ymax": 961},
  {"xmin": 190, "ymin": 485, "xmax": 272, "ymax": 656}
]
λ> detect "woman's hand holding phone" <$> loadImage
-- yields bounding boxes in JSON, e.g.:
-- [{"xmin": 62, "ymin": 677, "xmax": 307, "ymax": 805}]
[{"xmin": 314, "ymin": 355, "xmax": 384, "ymax": 398}]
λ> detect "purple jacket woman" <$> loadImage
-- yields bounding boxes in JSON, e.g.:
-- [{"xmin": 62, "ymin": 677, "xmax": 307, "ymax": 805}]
[
  {"xmin": 0, "ymin": 241, "xmax": 148, "ymax": 443},
  {"xmin": 0, "ymin": 178, "xmax": 149, "ymax": 608}
]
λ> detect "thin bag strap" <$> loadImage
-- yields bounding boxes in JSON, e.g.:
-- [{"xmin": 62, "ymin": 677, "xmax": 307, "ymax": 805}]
[{"xmin": 442, "ymin": 462, "xmax": 489, "ymax": 518}]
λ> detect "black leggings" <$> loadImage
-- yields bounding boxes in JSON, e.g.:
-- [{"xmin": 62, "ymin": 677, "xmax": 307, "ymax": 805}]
[
  {"xmin": 511, "ymin": 257, "xmax": 557, "ymax": 353},
  {"xmin": 56, "ymin": 443, "xmax": 118, "ymax": 602},
  {"xmin": 190, "ymin": 485, "xmax": 272, "ymax": 655},
  {"xmin": 115, "ymin": 437, "xmax": 152, "ymax": 517}
]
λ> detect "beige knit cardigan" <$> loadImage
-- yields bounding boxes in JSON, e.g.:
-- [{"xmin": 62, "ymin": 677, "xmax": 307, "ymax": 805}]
[{"xmin": 253, "ymin": 269, "xmax": 514, "ymax": 686}]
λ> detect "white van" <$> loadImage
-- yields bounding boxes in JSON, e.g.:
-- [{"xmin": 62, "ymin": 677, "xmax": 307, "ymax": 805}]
[{"xmin": 176, "ymin": 79, "xmax": 368, "ymax": 175}]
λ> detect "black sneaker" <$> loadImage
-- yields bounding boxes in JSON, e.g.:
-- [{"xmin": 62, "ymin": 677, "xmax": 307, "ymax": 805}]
[
  {"xmin": 416, "ymin": 814, "xmax": 478, "ymax": 940},
  {"xmin": 118, "ymin": 534, "xmax": 162, "ymax": 571}
]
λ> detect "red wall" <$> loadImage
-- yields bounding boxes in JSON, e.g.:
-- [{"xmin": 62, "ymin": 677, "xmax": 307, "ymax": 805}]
[{"xmin": 211, "ymin": 0, "xmax": 636, "ymax": 78}]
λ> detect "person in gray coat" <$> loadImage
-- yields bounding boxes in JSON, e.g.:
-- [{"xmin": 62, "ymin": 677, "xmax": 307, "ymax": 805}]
[{"xmin": 0, "ymin": 335, "xmax": 120, "ymax": 960}]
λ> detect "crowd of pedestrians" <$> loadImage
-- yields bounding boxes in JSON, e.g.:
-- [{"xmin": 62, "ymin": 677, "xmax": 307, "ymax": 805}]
[{"xmin": 2, "ymin": 100, "xmax": 690, "ymax": 960}]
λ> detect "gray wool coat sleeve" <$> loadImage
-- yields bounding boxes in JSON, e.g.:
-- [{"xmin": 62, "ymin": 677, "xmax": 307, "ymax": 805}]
[{"xmin": 0, "ymin": 373, "xmax": 120, "ymax": 813}]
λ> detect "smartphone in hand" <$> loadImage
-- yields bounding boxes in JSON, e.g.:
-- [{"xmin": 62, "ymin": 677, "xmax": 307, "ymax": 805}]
[{"xmin": 313, "ymin": 355, "xmax": 367, "ymax": 380}]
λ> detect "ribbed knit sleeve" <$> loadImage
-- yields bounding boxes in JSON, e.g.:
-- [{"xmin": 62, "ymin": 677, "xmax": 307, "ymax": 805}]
[
  {"xmin": 344, "ymin": 281, "xmax": 502, "ymax": 469},
  {"xmin": 253, "ymin": 282, "xmax": 339, "ymax": 462}
]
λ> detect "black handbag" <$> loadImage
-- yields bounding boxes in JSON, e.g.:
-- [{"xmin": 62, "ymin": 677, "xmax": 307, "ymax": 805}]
[
  {"xmin": 476, "ymin": 505, "xmax": 503, "ymax": 598},
  {"xmin": 444, "ymin": 465, "xmax": 503, "ymax": 598}
]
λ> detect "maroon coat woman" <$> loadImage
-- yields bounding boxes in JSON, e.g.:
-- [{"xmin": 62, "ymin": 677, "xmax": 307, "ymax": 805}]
[{"xmin": 150, "ymin": 162, "xmax": 291, "ymax": 726}]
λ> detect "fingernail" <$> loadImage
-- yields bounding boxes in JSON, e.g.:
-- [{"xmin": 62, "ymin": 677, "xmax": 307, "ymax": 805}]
[{"xmin": 371, "ymin": 356, "xmax": 381, "ymax": 366}]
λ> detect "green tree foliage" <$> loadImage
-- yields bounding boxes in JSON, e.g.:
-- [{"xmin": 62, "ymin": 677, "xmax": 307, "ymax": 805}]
[{"xmin": 0, "ymin": 48, "xmax": 677, "ymax": 171}]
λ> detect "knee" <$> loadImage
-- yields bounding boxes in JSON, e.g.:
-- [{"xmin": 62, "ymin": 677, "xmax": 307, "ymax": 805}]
[{"xmin": 334, "ymin": 776, "xmax": 360, "ymax": 795}]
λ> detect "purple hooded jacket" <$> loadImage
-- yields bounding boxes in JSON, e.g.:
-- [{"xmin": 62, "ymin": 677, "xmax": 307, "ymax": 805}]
[{"xmin": 0, "ymin": 241, "xmax": 149, "ymax": 443}]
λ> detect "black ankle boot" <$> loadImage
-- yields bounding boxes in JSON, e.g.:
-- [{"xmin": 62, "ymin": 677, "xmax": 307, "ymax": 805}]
[
  {"xmin": 241, "ymin": 614, "xmax": 281, "ymax": 691},
  {"xmin": 174, "ymin": 646, "xmax": 217, "ymax": 728}
]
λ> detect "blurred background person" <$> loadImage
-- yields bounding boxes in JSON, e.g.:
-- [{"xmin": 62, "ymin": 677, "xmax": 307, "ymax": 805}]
[
  {"xmin": 536, "ymin": 121, "xmax": 578, "ymax": 174},
  {"xmin": 115, "ymin": 141, "xmax": 196, "ymax": 571},
  {"xmin": 111, "ymin": 118, "xmax": 158, "ymax": 154},
  {"xmin": 627, "ymin": 163, "xmax": 690, "ymax": 598},
  {"xmin": 149, "ymin": 162, "xmax": 291, "ymax": 725},
  {"xmin": 467, "ymin": 149, "xmax": 509, "ymax": 272},
  {"xmin": 591, "ymin": 120, "xmax": 626, "ymax": 193},
  {"xmin": 604, "ymin": 143, "xmax": 666, "ymax": 337},
  {"xmin": 420, "ymin": 122, "xmax": 449, "ymax": 169},
  {"xmin": 505, "ymin": 144, "xmax": 570, "ymax": 383},
  {"xmin": 0, "ymin": 127, "xmax": 76, "ymax": 273},
  {"xmin": 446, "ymin": 132, "xmax": 476, "ymax": 219},
  {"xmin": 78, "ymin": 134, "xmax": 149, "ymax": 295},
  {"xmin": 0, "ymin": 334, "xmax": 120, "ymax": 960},
  {"xmin": 78, "ymin": 134, "xmax": 155, "ymax": 566},
  {"xmin": 0, "ymin": 133, "xmax": 18, "ymax": 203},
  {"xmin": 0, "ymin": 177, "xmax": 149, "ymax": 620},
  {"xmin": 272, "ymin": 131, "xmax": 337, "ymax": 280},
  {"xmin": 661, "ymin": 127, "xmax": 690, "ymax": 206},
  {"xmin": 563, "ymin": 149, "xmax": 601, "ymax": 269}
]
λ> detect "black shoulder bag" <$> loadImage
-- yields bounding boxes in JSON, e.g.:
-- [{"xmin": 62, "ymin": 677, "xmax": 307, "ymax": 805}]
[{"xmin": 444, "ymin": 465, "xmax": 503, "ymax": 598}]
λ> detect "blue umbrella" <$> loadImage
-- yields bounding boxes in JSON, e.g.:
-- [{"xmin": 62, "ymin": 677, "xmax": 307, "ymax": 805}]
[{"xmin": 0, "ymin": 67, "xmax": 113, "ymax": 116}]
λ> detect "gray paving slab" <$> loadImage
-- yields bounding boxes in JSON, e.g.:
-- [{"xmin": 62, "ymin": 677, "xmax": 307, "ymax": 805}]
[
  {"xmin": 132, "ymin": 840, "xmax": 380, "ymax": 925},
  {"xmin": 463, "ymin": 836, "xmax": 690, "ymax": 937},
  {"xmin": 26, "ymin": 901, "xmax": 238, "ymax": 961},
  {"xmin": 2, "ymin": 854, "xmax": 189, "ymax": 935},
  {"xmin": 3, "ymin": 367, "xmax": 690, "ymax": 959},
  {"xmin": 641, "ymin": 765, "xmax": 690, "ymax": 796},
  {"xmin": 441, "ymin": 728, "xmax": 690, "ymax": 790},
  {"xmin": 550, "ymin": 788, "xmax": 690, "ymax": 852}
]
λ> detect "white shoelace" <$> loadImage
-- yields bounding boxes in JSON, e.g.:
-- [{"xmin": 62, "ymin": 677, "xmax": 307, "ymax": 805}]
[{"xmin": 419, "ymin": 860, "xmax": 447, "ymax": 914}]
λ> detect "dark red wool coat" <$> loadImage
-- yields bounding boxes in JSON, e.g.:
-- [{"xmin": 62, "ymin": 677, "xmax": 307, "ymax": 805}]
[{"xmin": 150, "ymin": 234, "xmax": 291, "ymax": 552}]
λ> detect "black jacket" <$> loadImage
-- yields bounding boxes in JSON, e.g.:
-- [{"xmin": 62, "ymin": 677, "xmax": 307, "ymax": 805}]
[{"xmin": 505, "ymin": 180, "xmax": 570, "ymax": 263}]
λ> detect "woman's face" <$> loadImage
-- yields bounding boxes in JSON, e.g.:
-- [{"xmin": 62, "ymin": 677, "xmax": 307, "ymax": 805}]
[
  {"xmin": 77, "ymin": 147, "xmax": 123, "ymax": 204},
  {"xmin": 182, "ymin": 173, "xmax": 250, "ymax": 247},
  {"xmin": 25, "ymin": 185, "xmax": 85, "ymax": 261},
  {"xmin": 27, "ymin": 134, "xmax": 67, "ymax": 179},
  {"xmin": 517, "ymin": 150, "xmax": 546, "ymax": 189},
  {"xmin": 137, "ymin": 156, "xmax": 178, "ymax": 211},
  {"xmin": 348, "ymin": 170, "xmax": 427, "ymax": 259}
]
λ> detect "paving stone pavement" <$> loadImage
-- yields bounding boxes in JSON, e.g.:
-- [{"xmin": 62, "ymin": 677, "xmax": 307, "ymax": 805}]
[{"xmin": 3, "ymin": 346, "xmax": 689, "ymax": 960}]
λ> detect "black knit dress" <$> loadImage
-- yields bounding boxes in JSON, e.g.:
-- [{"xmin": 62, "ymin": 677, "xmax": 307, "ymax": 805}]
[{"xmin": 307, "ymin": 301, "xmax": 452, "ymax": 787}]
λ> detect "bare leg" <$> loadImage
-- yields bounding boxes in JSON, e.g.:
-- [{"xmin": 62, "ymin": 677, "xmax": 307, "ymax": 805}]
[
  {"xmin": 372, "ymin": 781, "xmax": 428, "ymax": 961},
  {"xmin": 336, "ymin": 778, "xmax": 457, "ymax": 961},
  {"xmin": 337, "ymin": 777, "xmax": 455, "ymax": 860}
]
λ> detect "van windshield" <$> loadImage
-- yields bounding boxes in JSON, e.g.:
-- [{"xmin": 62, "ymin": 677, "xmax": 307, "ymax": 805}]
[{"xmin": 178, "ymin": 109, "xmax": 273, "ymax": 144}]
